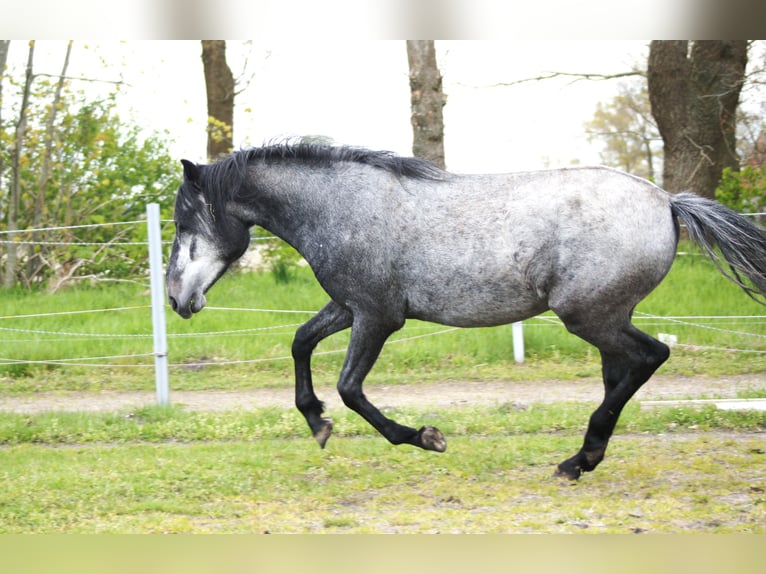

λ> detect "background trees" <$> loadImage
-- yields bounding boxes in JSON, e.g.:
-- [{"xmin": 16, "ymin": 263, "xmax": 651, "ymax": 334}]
[
  {"xmin": 585, "ymin": 80, "xmax": 661, "ymax": 181},
  {"xmin": 586, "ymin": 41, "xmax": 762, "ymax": 210},
  {"xmin": 647, "ymin": 41, "xmax": 749, "ymax": 198},
  {"xmin": 0, "ymin": 41, "xmax": 178, "ymax": 289},
  {"xmin": 201, "ymin": 40, "xmax": 234, "ymax": 161},
  {"xmin": 406, "ymin": 41, "xmax": 446, "ymax": 169},
  {"xmin": 1, "ymin": 40, "xmax": 764, "ymax": 290}
]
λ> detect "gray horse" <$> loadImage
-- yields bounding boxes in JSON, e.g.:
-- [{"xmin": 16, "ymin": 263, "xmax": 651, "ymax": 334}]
[{"xmin": 166, "ymin": 142, "xmax": 766, "ymax": 479}]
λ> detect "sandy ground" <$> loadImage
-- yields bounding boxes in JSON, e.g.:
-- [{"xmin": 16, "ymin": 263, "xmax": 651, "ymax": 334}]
[{"xmin": 0, "ymin": 374, "xmax": 764, "ymax": 414}]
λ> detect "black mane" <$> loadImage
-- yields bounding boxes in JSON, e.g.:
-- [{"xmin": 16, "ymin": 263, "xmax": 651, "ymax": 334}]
[
  {"xmin": 241, "ymin": 142, "xmax": 445, "ymax": 180},
  {"xmin": 193, "ymin": 142, "xmax": 447, "ymax": 222},
  {"xmin": 199, "ymin": 141, "xmax": 440, "ymax": 194}
]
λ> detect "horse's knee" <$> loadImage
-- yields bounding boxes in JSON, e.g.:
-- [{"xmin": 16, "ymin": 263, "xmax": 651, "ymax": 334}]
[
  {"xmin": 337, "ymin": 382, "xmax": 363, "ymax": 409},
  {"xmin": 291, "ymin": 331, "xmax": 313, "ymax": 362}
]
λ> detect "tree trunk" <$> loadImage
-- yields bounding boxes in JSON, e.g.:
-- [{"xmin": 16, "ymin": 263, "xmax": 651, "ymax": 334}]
[
  {"xmin": 648, "ymin": 40, "xmax": 748, "ymax": 197},
  {"xmin": 406, "ymin": 41, "xmax": 446, "ymax": 169},
  {"xmin": 0, "ymin": 40, "xmax": 9, "ymax": 284},
  {"xmin": 201, "ymin": 40, "xmax": 234, "ymax": 161},
  {"xmin": 5, "ymin": 41, "xmax": 35, "ymax": 288},
  {"xmin": 27, "ymin": 40, "xmax": 73, "ymax": 282},
  {"xmin": 0, "ymin": 40, "xmax": 9, "ymax": 187}
]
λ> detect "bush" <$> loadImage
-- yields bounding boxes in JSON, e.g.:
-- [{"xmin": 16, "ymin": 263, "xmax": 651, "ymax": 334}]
[{"xmin": 715, "ymin": 165, "xmax": 766, "ymax": 216}]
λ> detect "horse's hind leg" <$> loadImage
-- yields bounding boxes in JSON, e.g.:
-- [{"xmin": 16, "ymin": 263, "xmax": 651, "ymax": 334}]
[
  {"xmin": 292, "ymin": 301, "xmax": 353, "ymax": 448},
  {"xmin": 554, "ymin": 317, "xmax": 670, "ymax": 480}
]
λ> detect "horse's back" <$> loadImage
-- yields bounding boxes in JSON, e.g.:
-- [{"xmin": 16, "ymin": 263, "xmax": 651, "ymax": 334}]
[{"xmin": 397, "ymin": 167, "xmax": 677, "ymax": 327}]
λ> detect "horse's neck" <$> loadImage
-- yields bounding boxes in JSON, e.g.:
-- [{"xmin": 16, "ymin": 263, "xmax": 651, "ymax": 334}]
[{"xmin": 240, "ymin": 167, "xmax": 339, "ymax": 256}]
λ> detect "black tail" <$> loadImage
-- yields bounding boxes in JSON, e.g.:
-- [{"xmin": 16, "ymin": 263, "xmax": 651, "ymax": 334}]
[{"xmin": 670, "ymin": 192, "xmax": 766, "ymax": 304}]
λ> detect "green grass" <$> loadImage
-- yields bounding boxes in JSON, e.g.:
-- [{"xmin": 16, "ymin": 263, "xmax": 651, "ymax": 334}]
[
  {"xmin": 0, "ymin": 403, "xmax": 763, "ymax": 533},
  {"xmin": 0, "ymin": 402, "xmax": 762, "ymax": 445},
  {"xmin": 1, "ymin": 243, "xmax": 766, "ymax": 392}
]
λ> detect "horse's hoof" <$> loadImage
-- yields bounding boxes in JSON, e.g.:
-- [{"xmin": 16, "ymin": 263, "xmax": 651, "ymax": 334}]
[
  {"xmin": 313, "ymin": 418, "xmax": 333, "ymax": 449},
  {"xmin": 553, "ymin": 462, "xmax": 581, "ymax": 481},
  {"xmin": 419, "ymin": 425, "xmax": 447, "ymax": 452}
]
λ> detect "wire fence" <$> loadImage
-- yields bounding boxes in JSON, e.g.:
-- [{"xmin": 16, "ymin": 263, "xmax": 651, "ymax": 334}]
[
  {"xmin": 4, "ymin": 304, "xmax": 766, "ymax": 369},
  {"xmin": 3, "ymin": 215, "xmax": 766, "ymax": 374},
  {"xmin": 0, "ymin": 219, "xmax": 280, "ymax": 245}
]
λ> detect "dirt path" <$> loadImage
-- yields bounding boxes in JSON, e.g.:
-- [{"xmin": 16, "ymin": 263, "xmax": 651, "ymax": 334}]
[{"xmin": 0, "ymin": 374, "xmax": 764, "ymax": 414}]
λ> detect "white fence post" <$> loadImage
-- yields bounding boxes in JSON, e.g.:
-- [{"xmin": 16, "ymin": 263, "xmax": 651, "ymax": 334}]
[
  {"xmin": 147, "ymin": 203, "xmax": 170, "ymax": 406},
  {"xmin": 512, "ymin": 321, "xmax": 524, "ymax": 363}
]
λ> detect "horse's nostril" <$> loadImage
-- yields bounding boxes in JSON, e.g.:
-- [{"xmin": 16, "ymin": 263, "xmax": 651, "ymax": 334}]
[{"xmin": 168, "ymin": 296, "xmax": 178, "ymax": 311}]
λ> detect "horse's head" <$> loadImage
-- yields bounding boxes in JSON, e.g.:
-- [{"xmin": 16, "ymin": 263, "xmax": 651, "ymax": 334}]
[{"xmin": 166, "ymin": 159, "xmax": 251, "ymax": 318}]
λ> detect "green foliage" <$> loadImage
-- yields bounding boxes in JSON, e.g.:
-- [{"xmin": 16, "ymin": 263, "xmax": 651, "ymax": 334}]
[
  {"xmin": 715, "ymin": 165, "xmax": 766, "ymax": 214},
  {"xmin": 247, "ymin": 219, "xmax": 304, "ymax": 284},
  {"xmin": 1, "ymin": 65, "xmax": 179, "ymax": 288}
]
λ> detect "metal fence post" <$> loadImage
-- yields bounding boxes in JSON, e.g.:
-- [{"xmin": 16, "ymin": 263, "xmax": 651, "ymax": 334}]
[
  {"xmin": 147, "ymin": 203, "xmax": 170, "ymax": 406},
  {"xmin": 512, "ymin": 321, "xmax": 524, "ymax": 363}
]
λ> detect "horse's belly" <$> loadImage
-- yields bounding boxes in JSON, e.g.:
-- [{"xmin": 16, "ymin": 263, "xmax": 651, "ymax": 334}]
[{"xmin": 405, "ymin": 278, "xmax": 549, "ymax": 328}]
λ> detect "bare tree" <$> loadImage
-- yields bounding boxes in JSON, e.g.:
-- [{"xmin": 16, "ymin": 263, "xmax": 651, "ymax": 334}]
[
  {"xmin": 5, "ymin": 41, "xmax": 35, "ymax": 288},
  {"xmin": 0, "ymin": 41, "xmax": 9, "ymax": 196},
  {"xmin": 201, "ymin": 40, "xmax": 234, "ymax": 161},
  {"xmin": 406, "ymin": 41, "xmax": 446, "ymax": 169},
  {"xmin": 585, "ymin": 80, "xmax": 661, "ymax": 181},
  {"xmin": 26, "ymin": 40, "xmax": 73, "ymax": 280},
  {"xmin": 648, "ymin": 41, "xmax": 748, "ymax": 198}
]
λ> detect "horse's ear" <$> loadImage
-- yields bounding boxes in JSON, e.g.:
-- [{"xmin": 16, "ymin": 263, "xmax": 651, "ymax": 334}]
[{"xmin": 181, "ymin": 159, "xmax": 201, "ymax": 182}]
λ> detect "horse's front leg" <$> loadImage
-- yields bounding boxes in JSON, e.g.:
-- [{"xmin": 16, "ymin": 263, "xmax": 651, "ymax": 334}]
[
  {"xmin": 336, "ymin": 316, "xmax": 447, "ymax": 452},
  {"xmin": 292, "ymin": 301, "xmax": 353, "ymax": 447}
]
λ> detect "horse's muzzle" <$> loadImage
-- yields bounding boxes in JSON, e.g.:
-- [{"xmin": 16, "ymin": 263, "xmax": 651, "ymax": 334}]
[{"xmin": 167, "ymin": 290, "xmax": 206, "ymax": 319}]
